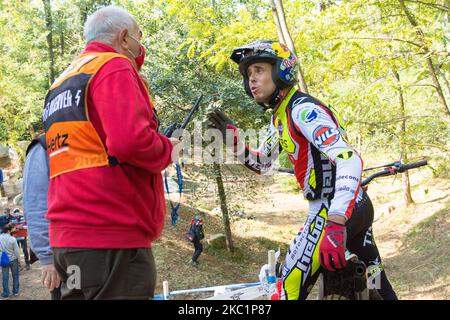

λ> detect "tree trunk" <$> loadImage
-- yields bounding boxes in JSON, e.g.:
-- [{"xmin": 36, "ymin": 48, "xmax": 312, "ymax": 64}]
[
  {"xmin": 80, "ymin": 3, "xmax": 88, "ymax": 27},
  {"xmin": 270, "ymin": 1, "xmax": 286, "ymax": 45},
  {"xmin": 436, "ymin": 63, "xmax": 450, "ymax": 98},
  {"xmin": 42, "ymin": 0, "xmax": 55, "ymax": 85},
  {"xmin": 441, "ymin": 72, "xmax": 450, "ymax": 99},
  {"xmin": 213, "ymin": 163, "xmax": 234, "ymax": 252},
  {"xmin": 271, "ymin": 0, "xmax": 309, "ymax": 93},
  {"xmin": 357, "ymin": 133, "xmax": 361, "ymax": 153},
  {"xmin": 60, "ymin": 27, "xmax": 64, "ymax": 56},
  {"xmin": 401, "ymin": 157, "xmax": 415, "ymax": 205},
  {"xmin": 425, "ymin": 57, "xmax": 450, "ymax": 116},
  {"xmin": 393, "ymin": 69, "xmax": 415, "ymax": 205},
  {"xmin": 445, "ymin": 0, "xmax": 449, "ymax": 24},
  {"xmin": 398, "ymin": 0, "xmax": 450, "ymax": 117}
]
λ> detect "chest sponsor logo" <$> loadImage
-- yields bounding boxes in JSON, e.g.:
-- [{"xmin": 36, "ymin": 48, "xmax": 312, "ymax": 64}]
[{"xmin": 47, "ymin": 132, "xmax": 69, "ymax": 157}]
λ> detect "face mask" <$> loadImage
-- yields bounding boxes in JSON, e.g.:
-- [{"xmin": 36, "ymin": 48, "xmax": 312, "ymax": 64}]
[
  {"xmin": 127, "ymin": 34, "xmax": 146, "ymax": 71},
  {"xmin": 134, "ymin": 45, "xmax": 146, "ymax": 71}
]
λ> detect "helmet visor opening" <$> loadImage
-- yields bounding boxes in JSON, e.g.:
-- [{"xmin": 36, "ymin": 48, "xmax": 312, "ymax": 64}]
[{"xmin": 239, "ymin": 57, "xmax": 276, "ymax": 77}]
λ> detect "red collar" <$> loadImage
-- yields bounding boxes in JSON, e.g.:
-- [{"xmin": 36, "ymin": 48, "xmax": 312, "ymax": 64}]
[{"xmin": 83, "ymin": 41, "xmax": 118, "ymax": 54}]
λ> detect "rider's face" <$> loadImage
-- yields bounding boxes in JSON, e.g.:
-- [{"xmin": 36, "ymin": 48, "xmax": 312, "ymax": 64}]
[{"xmin": 247, "ymin": 62, "xmax": 276, "ymax": 104}]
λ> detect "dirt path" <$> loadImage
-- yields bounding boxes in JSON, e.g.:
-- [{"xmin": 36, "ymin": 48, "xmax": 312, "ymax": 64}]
[
  {"xmin": 2, "ymin": 260, "xmax": 50, "ymax": 300},
  {"xmin": 8, "ymin": 169, "xmax": 449, "ymax": 300},
  {"xmin": 222, "ymin": 169, "xmax": 450, "ymax": 300}
]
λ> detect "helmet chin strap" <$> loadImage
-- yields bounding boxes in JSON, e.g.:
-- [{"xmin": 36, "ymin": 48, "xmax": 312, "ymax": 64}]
[{"xmin": 258, "ymin": 87, "xmax": 281, "ymax": 110}]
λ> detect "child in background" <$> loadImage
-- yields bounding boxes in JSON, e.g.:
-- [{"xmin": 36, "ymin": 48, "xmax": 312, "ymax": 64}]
[{"xmin": 186, "ymin": 215, "xmax": 205, "ymax": 266}]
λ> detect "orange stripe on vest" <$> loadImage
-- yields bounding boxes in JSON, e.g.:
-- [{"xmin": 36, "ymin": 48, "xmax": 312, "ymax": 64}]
[{"xmin": 43, "ymin": 52, "xmax": 128, "ymax": 178}]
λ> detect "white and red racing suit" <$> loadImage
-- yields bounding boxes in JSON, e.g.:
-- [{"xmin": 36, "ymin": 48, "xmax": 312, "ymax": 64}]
[
  {"xmin": 241, "ymin": 87, "xmax": 363, "ymax": 220},
  {"xmin": 236, "ymin": 87, "xmax": 397, "ymax": 300}
]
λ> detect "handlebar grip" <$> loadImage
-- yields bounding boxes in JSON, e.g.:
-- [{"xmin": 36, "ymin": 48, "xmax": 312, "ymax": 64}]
[{"xmin": 398, "ymin": 160, "xmax": 428, "ymax": 172}]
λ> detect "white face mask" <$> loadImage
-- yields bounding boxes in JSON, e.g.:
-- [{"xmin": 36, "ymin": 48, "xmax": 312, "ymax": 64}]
[{"xmin": 126, "ymin": 34, "xmax": 140, "ymax": 58}]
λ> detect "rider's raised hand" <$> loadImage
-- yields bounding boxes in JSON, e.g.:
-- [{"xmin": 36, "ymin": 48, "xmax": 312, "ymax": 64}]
[
  {"xmin": 319, "ymin": 220, "xmax": 347, "ymax": 271},
  {"xmin": 207, "ymin": 110, "xmax": 238, "ymax": 145}
]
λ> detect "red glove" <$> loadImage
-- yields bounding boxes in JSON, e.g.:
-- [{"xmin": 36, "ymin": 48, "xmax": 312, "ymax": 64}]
[{"xmin": 319, "ymin": 220, "xmax": 347, "ymax": 271}]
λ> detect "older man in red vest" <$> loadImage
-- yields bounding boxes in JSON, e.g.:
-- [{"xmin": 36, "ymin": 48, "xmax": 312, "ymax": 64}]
[{"xmin": 43, "ymin": 5, "xmax": 179, "ymax": 299}]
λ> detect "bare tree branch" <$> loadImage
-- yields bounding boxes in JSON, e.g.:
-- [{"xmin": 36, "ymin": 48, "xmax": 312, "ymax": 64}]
[
  {"xmin": 354, "ymin": 115, "xmax": 441, "ymax": 126},
  {"xmin": 270, "ymin": 0, "xmax": 286, "ymax": 44},
  {"xmin": 404, "ymin": 0, "xmax": 449, "ymax": 12},
  {"xmin": 328, "ymin": 36, "xmax": 424, "ymax": 49},
  {"xmin": 364, "ymin": 14, "xmax": 406, "ymax": 28},
  {"xmin": 398, "ymin": 0, "xmax": 450, "ymax": 116},
  {"xmin": 402, "ymin": 142, "xmax": 450, "ymax": 150},
  {"xmin": 271, "ymin": 0, "xmax": 309, "ymax": 93},
  {"xmin": 407, "ymin": 83, "xmax": 438, "ymax": 89}
]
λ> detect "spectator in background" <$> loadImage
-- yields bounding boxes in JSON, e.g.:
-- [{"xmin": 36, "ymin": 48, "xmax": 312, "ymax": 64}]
[
  {"xmin": 0, "ymin": 224, "xmax": 20, "ymax": 298},
  {"xmin": 0, "ymin": 208, "xmax": 12, "ymax": 230},
  {"xmin": 186, "ymin": 215, "xmax": 205, "ymax": 266},
  {"xmin": 23, "ymin": 130, "xmax": 61, "ymax": 299},
  {"xmin": 10, "ymin": 209, "xmax": 30, "ymax": 270}
]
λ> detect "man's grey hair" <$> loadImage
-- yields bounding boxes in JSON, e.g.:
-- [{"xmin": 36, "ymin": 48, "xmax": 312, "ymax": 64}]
[{"xmin": 84, "ymin": 5, "xmax": 137, "ymax": 45}]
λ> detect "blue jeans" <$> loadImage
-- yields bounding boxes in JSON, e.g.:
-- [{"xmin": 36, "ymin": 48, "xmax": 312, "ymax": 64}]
[
  {"xmin": 2, "ymin": 259, "xmax": 19, "ymax": 297},
  {"xmin": 16, "ymin": 238, "xmax": 30, "ymax": 266}
]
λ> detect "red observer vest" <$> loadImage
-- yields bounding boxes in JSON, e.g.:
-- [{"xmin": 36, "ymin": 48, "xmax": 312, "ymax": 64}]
[{"xmin": 42, "ymin": 52, "xmax": 151, "ymax": 178}]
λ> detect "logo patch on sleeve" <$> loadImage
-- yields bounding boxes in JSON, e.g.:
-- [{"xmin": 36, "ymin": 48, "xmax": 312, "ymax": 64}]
[
  {"xmin": 292, "ymin": 101, "xmax": 322, "ymax": 125},
  {"xmin": 300, "ymin": 108, "xmax": 319, "ymax": 124},
  {"xmin": 336, "ymin": 150, "xmax": 354, "ymax": 160},
  {"xmin": 313, "ymin": 126, "xmax": 340, "ymax": 147}
]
